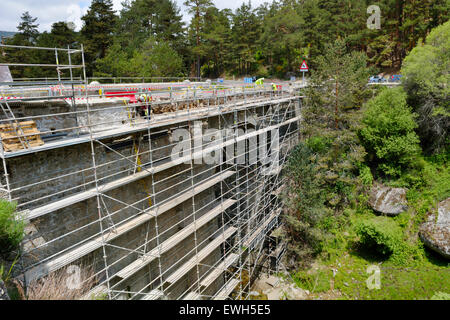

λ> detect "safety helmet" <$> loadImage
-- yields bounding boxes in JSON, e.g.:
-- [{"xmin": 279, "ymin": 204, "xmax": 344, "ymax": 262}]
[{"xmin": 139, "ymin": 94, "xmax": 148, "ymax": 102}]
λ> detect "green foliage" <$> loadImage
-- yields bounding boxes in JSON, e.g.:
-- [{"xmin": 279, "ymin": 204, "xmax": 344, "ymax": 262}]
[
  {"xmin": 304, "ymin": 39, "xmax": 372, "ymax": 136},
  {"xmin": 358, "ymin": 166, "xmax": 373, "ymax": 187},
  {"xmin": 0, "ymin": 255, "xmax": 19, "ymax": 282},
  {"xmin": 402, "ymin": 20, "xmax": 450, "ymax": 154},
  {"xmin": 356, "ymin": 216, "xmax": 403, "ymax": 256},
  {"xmin": 0, "ymin": 200, "xmax": 25, "ymax": 256},
  {"xmin": 359, "ymin": 87, "xmax": 421, "ymax": 177},
  {"xmin": 355, "ymin": 215, "xmax": 421, "ymax": 266},
  {"xmin": 282, "ymin": 142, "xmax": 330, "ymax": 264},
  {"xmin": 404, "ymin": 156, "xmax": 450, "ymax": 235},
  {"xmin": 80, "ymin": 0, "xmax": 118, "ymax": 75},
  {"xmin": 332, "ymin": 254, "xmax": 450, "ymax": 300},
  {"xmin": 91, "ymin": 292, "xmax": 109, "ymax": 300},
  {"xmin": 130, "ymin": 38, "xmax": 184, "ymax": 77},
  {"xmin": 431, "ymin": 292, "xmax": 450, "ymax": 300},
  {"xmin": 96, "ymin": 38, "xmax": 184, "ymax": 78},
  {"xmin": 16, "ymin": 11, "xmax": 39, "ymax": 43},
  {"xmin": 115, "ymin": 0, "xmax": 186, "ymax": 59},
  {"xmin": 306, "ymin": 136, "xmax": 331, "ymax": 154},
  {"xmin": 292, "ymin": 269, "xmax": 331, "ymax": 293},
  {"xmin": 4, "ymin": 1, "xmax": 449, "ymax": 80}
]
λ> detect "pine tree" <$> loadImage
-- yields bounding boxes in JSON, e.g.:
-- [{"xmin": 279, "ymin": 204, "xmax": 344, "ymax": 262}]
[
  {"xmin": 0, "ymin": 12, "xmax": 40, "ymax": 78},
  {"xmin": 115, "ymin": 0, "xmax": 185, "ymax": 56},
  {"xmin": 232, "ymin": 2, "xmax": 261, "ymax": 76},
  {"xmin": 184, "ymin": 0, "xmax": 213, "ymax": 77},
  {"xmin": 80, "ymin": 0, "xmax": 117, "ymax": 75},
  {"xmin": 17, "ymin": 11, "xmax": 39, "ymax": 44},
  {"xmin": 303, "ymin": 39, "xmax": 371, "ymax": 166},
  {"xmin": 201, "ymin": 8, "xmax": 233, "ymax": 77}
]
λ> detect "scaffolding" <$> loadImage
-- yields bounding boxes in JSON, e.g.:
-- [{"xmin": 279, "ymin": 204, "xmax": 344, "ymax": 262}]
[{"xmin": 0, "ymin": 44, "xmax": 302, "ymax": 300}]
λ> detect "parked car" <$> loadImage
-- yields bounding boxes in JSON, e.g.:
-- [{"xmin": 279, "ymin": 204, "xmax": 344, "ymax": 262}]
[
  {"xmin": 391, "ymin": 75, "xmax": 403, "ymax": 82},
  {"xmin": 369, "ymin": 75, "xmax": 387, "ymax": 83}
]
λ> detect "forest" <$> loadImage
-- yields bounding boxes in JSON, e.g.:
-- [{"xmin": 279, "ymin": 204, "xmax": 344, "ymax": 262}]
[{"xmin": 1, "ymin": 0, "xmax": 449, "ymax": 79}]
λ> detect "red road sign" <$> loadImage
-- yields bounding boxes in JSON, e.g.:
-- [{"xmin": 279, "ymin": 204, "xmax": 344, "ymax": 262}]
[{"xmin": 300, "ymin": 60, "xmax": 309, "ymax": 72}]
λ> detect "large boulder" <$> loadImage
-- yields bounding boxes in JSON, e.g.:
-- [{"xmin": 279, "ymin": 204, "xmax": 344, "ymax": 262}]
[
  {"xmin": 369, "ymin": 186, "xmax": 408, "ymax": 216},
  {"xmin": 419, "ymin": 198, "xmax": 450, "ymax": 259}
]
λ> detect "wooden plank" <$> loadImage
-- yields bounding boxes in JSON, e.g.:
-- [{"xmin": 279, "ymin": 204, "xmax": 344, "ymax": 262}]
[
  {"xmin": 164, "ymin": 227, "xmax": 237, "ymax": 287},
  {"xmin": 0, "ymin": 121, "xmax": 36, "ymax": 128},
  {"xmin": 115, "ymin": 199, "xmax": 236, "ymax": 280},
  {"xmin": 200, "ymin": 253, "xmax": 239, "ymax": 290},
  {"xmin": 0, "ymin": 120, "xmax": 44, "ymax": 151},
  {"xmin": 213, "ymin": 278, "xmax": 240, "ymax": 300},
  {"xmin": 26, "ymin": 145, "xmax": 237, "ymax": 219},
  {"xmin": 141, "ymin": 290, "xmax": 164, "ymax": 300},
  {"xmin": 24, "ymin": 171, "xmax": 235, "ymax": 284},
  {"xmin": 243, "ymin": 209, "xmax": 281, "ymax": 249},
  {"xmin": 182, "ymin": 292, "xmax": 200, "ymax": 300}
]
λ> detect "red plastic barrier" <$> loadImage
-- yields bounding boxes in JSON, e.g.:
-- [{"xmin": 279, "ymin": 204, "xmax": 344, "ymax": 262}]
[{"xmin": 105, "ymin": 91, "xmax": 138, "ymax": 103}]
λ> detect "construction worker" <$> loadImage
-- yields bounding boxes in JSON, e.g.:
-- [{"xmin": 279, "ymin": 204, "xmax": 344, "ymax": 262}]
[
  {"xmin": 271, "ymin": 83, "xmax": 277, "ymax": 92},
  {"xmin": 255, "ymin": 78, "xmax": 264, "ymax": 86},
  {"xmin": 138, "ymin": 94, "xmax": 151, "ymax": 118}
]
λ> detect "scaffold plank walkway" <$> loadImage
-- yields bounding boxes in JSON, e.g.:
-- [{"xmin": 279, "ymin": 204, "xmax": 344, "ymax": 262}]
[
  {"xmin": 25, "ymin": 115, "xmax": 299, "ymax": 220},
  {"xmin": 213, "ymin": 278, "xmax": 240, "ymax": 300},
  {"xmin": 24, "ymin": 170, "xmax": 235, "ymax": 283},
  {"xmin": 115, "ymin": 198, "xmax": 237, "ymax": 280},
  {"xmin": 164, "ymin": 226, "xmax": 237, "ymax": 287},
  {"xmin": 199, "ymin": 253, "xmax": 239, "ymax": 290}
]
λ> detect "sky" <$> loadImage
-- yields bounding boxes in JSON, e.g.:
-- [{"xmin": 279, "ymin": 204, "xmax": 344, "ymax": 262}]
[{"xmin": 0, "ymin": 0, "xmax": 269, "ymax": 32}]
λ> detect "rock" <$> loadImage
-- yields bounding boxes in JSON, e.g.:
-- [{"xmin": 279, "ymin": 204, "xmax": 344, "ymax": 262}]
[
  {"xmin": 252, "ymin": 274, "xmax": 308, "ymax": 300},
  {"xmin": 369, "ymin": 186, "xmax": 408, "ymax": 216},
  {"xmin": 419, "ymin": 198, "xmax": 450, "ymax": 259},
  {"xmin": 0, "ymin": 280, "xmax": 10, "ymax": 300}
]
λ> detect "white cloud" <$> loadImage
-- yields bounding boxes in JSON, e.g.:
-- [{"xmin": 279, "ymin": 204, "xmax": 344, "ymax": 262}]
[
  {"xmin": 0, "ymin": 0, "xmax": 270, "ymax": 32},
  {"xmin": 0, "ymin": 0, "xmax": 90, "ymax": 32}
]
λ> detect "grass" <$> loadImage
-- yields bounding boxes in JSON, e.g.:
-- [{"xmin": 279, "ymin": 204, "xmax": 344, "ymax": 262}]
[
  {"xmin": 292, "ymin": 269, "xmax": 331, "ymax": 293},
  {"xmin": 12, "ymin": 265, "xmax": 96, "ymax": 300},
  {"xmin": 290, "ymin": 156, "xmax": 450, "ymax": 300},
  {"xmin": 0, "ymin": 200, "xmax": 25, "ymax": 257},
  {"xmin": 329, "ymin": 251, "xmax": 450, "ymax": 300}
]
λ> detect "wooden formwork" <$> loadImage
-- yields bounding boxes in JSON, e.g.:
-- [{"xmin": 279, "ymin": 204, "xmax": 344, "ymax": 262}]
[{"xmin": 0, "ymin": 121, "xmax": 44, "ymax": 152}]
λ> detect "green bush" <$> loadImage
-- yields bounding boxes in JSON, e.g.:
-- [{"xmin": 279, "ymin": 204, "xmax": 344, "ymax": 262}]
[
  {"xmin": 359, "ymin": 165, "xmax": 373, "ymax": 186},
  {"xmin": 0, "ymin": 200, "xmax": 25, "ymax": 256},
  {"xmin": 306, "ymin": 136, "xmax": 331, "ymax": 154},
  {"xmin": 356, "ymin": 216, "xmax": 403, "ymax": 256},
  {"xmin": 355, "ymin": 216, "xmax": 421, "ymax": 265},
  {"xmin": 359, "ymin": 87, "xmax": 422, "ymax": 177},
  {"xmin": 402, "ymin": 21, "xmax": 450, "ymax": 154}
]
